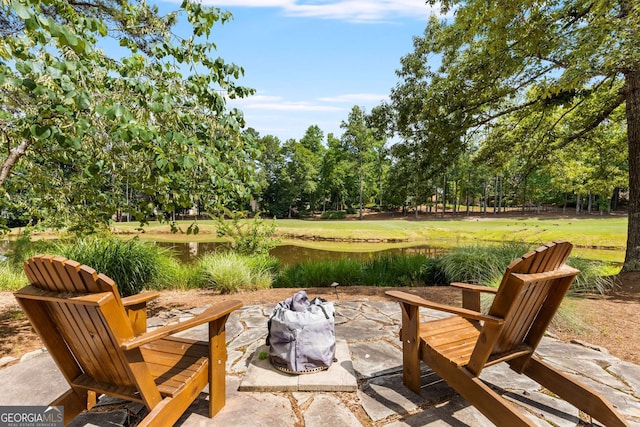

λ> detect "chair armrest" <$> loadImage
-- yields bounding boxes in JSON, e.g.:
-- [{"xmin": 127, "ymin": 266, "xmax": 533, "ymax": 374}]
[
  {"xmin": 121, "ymin": 291, "xmax": 160, "ymax": 307},
  {"xmin": 450, "ymin": 282, "xmax": 498, "ymax": 311},
  {"xmin": 450, "ymin": 282, "xmax": 498, "ymax": 294},
  {"xmin": 385, "ymin": 290, "xmax": 503, "ymax": 324},
  {"xmin": 121, "ymin": 299, "xmax": 242, "ymax": 350},
  {"xmin": 122, "ymin": 291, "xmax": 161, "ymax": 335}
]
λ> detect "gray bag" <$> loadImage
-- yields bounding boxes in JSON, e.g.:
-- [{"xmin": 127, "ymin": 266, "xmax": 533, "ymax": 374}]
[{"xmin": 266, "ymin": 291, "xmax": 336, "ymax": 374}]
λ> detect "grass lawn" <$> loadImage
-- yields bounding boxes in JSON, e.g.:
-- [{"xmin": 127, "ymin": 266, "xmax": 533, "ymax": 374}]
[
  {"xmin": 101, "ymin": 215, "xmax": 628, "ymax": 262},
  {"xmin": 107, "ymin": 215, "xmax": 626, "ymax": 246}
]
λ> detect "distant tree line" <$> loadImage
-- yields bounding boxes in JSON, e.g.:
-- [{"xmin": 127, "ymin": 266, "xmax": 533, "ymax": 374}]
[{"xmin": 249, "ymin": 107, "xmax": 627, "ymax": 219}]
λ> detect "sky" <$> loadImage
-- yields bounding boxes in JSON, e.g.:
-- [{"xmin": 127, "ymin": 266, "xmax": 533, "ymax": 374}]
[{"xmin": 156, "ymin": 0, "xmax": 443, "ymax": 142}]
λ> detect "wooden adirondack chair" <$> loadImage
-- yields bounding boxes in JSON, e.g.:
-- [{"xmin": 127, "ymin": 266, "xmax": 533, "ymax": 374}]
[
  {"xmin": 15, "ymin": 254, "xmax": 242, "ymax": 426},
  {"xmin": 386, "ymin": 241, "xmax": 630, "ymax": 427}
]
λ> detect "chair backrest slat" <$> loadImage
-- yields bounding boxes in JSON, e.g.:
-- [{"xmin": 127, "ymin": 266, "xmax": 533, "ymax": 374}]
[
  {"xmin": 28, "ymin": 256, "xmax": 57, "ymax": 291},
  {"xmin": 468, "ymin": 241, "xmax": 578, "ymax": 374},
  {"xmin": 494, "ymin": 280, "xmax": 550, "ymax": 354},
  {"xmin": 58, "ymin": 259, "xmax": 89, "ymax": 293},
  {"xmin": 19, "ymin": 255, "xmax": 154, "ymax": 393}
]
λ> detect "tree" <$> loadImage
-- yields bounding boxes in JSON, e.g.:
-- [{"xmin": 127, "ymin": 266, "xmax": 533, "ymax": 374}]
[
  {"xmin": 340, "ymin": 106, "xmax": 384, "ymax": 220},
  {"xmin": 394, "ymin": 1, "xmax": 640, "ymax": 270},
  {"xmin": 318, "ymin": 133, "xmax": 352, "ymax": 212},
  {"xmin": 0, "ymin": 0, "xmax": 257, "ymax": 232}
]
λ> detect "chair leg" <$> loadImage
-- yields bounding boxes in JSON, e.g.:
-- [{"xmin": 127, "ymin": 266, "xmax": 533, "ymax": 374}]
[
  {"xmin": 209, "ymin": 317, "xmax": 229, "ymax": 418},
  {"xmin": 399, "ymin": 302, "xmax": 421, "ymax": 394},
  {"xmin": 517, "ymin": 357, "xmax": 630, "ymax": 427},
  {"xmin": 138, "ymin": 369, "xmax": 209, "ymax": 427},
  {"xmin": 425, "ymin": 352, "xmax": 535, "ymax": 427},
  {"xmin": 50, "ymin": 388, "xmax": 91, "ymax": 425}
]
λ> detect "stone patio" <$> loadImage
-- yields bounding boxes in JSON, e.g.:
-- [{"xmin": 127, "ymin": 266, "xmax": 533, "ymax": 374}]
[{"xmin": 1, "ymin": 298, "xmax": 639, "ymax": 426}]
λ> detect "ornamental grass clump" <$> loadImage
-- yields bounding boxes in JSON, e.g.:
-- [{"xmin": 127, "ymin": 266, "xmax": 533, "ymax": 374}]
[
  {"xmin": 275, "ymin": 254, "xmax": 438, "ymax": 288},
  {"xmin": 275, "ymin": 258, "xmax": 363, "ymax": 288},
  {"xmin": 360, "ymin": 254, "xmax": 433, "ymax": 287},
  {"xmin": 194, "ymin": 252, "xmax": 276, "ymax": 293},
  {"xmin": 0, "ymin": 261, "xmax": 28, "ymax": 291},
  {"xmin": 56, "ymin": 236, "xmax": 164, "ymax": 296},
  {"xmin": 565, "ymin": 257, "xmax": 617, "ymax": 296},
  {"xmin": 438, "ymin": 242, "xmax": 532, "ymax": 286}
]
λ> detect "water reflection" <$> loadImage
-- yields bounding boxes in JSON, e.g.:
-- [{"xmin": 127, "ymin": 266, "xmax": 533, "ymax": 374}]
[
  {"xmin": 155, "ymin": 242, "xmax": 445, "ymax": 265},
  {"xmin": 0, "ymin": 239, "xmax": 624, "ymax": 265}
]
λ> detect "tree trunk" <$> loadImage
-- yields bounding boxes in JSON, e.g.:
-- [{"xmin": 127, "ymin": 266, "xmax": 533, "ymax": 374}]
[
  {"xmin": 493, "ymin": 175, "xmax": 498, "ymax": 215},
  {"xmin": 623, "ymin": 68, "xmax": 640, "ymax": 271},
  {"xmin": 442, "ymin": 174, "xmax": 446, "ymax": 218},
  {"xmin": 483, "ymin": 180, "xmax": 488, "ymax": 215},
  {"xmin": 434, "ymin": 189, "xmax": 438, "ymax": 217},
  {"xmin": 358, "ymin": 162, "xmax": 363, "ymax": 220},
  {"xmin": 466, "ymin": 186, "xmax": 470, "ymax": 215},
  {"xmin": 611, "ymin": 187, "xmax": 619, "ymax": 210},
  {"xmin": 497, "ymin": 176, "xmax": 503, "ymax": 214},
  {"xmin": 521, "ymin": 177, "xmax": 526, "ymax": 215}
]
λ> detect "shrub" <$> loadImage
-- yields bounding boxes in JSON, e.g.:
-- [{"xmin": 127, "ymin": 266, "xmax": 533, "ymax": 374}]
[
  {"xmin": 439, "ymin": 242, "xmax": 616, "ymax": 295},
  {"xmin": 320, "ymin": 211, "xmax": 346, "ymax": 220},
  {"xmin": 215, "ymin": 210, "xmax": 280, "ymax": 255},
  {"xmin": 360, "ymin": 254, "xmax": 430, "ymax": 287},
  {"xmin": 55, "ymin": 235, "xmax": 164, "ymax": 296},
  {"xmin": 194, "ymin": 252, "xmax": 276, "ymax": 293}
]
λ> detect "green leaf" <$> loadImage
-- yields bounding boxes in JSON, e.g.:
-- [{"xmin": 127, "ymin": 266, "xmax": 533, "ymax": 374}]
[
  {"xmin": 179, "ymin": 155, "xmax": 196, "ymax": 169},
  {"xmin": 139, "ymin": 129, "xmax": 154, "ymax": 142},
  {"xmin": 30, "ymin": 124, "xmax": 51, "ymax": 140},
  {"xmin": 60, "ymin": 27, "xmax": 78, "ymax": 47},
  {"xmin": 12, "ymin": 0, "xmax": 33, "ymax": 19},
  {"xmin": 149, "ymin": 102, "xmax": 165, "ymax": 113},
  {"xmin": 114, "ymin": 105, "xmax": 126, "ymax": 118},
  {"xmin": 75, "ymin": 94, "xmax": 90, "ymax": 110},
  {"xmin": 60, "ymin": 75, "xmax": 74, "ymax": 92},
  {"xmin": 156, "ymin": 157, "xmax": 169, "ymax": 170},
  {"xmin": 16, "ymin": 61, "xmax": 33, "ymax": 74},
  {"xmin": 22, "ymin": 78, "xmax": 36, "ymax": 90},
  {"xmin": 118, "ymin": 127, "xmax": 132, "ymax": 142}
]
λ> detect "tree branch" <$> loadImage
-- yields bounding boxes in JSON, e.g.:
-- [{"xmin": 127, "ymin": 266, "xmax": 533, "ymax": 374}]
[
  {"xmin": 559, "ymin": 93, "xmax": 625, "ymax": 148},
  {"xmin": 0, "ymin": 139, "xmax": 30, "ymax": 186}
]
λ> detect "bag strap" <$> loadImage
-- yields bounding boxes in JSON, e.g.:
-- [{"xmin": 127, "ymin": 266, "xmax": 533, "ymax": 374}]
[
  {"xmin": 311, "ymin": 297, "xmax": 332, "ymax": 319},
  {"xmin": 266, "ymin": 309, "xmax": 278, "ymax": 346}
]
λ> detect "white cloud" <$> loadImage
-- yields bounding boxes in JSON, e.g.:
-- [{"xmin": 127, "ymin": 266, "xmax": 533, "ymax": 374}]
[
  {"xmin": 230, "ymin": 94, "xmax": 346, "ymax": 112},
  {"xmin": 246, "ymin": 101, "xmax": 345, "ymax": 111},
  {"xmin": 199, "ymin": 0, "xmax": 441, "ymax": 22},
  {"xmin": 317, "ymin": 93, "xmax": 389, "ymax": 103}
]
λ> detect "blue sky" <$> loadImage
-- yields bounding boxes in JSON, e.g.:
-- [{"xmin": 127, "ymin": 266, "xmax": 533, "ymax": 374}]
[{"xmin": 157, "ymin": 0, "xmax": 443, "ymax": 142}]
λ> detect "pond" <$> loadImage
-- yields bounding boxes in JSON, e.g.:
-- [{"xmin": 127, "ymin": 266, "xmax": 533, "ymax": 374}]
[
  {"xmin": 0, "ymin": 239, "xmax": 624, "ymax": 266},
  {"xmin": 155, "ymin": 241, "xmax": 446, "ymax": 265}
]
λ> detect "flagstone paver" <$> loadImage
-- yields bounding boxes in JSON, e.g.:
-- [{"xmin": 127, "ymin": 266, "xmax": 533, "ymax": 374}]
[{"xmin": 1, "ymin": 299, "xmax": 639, "ymax": 426}]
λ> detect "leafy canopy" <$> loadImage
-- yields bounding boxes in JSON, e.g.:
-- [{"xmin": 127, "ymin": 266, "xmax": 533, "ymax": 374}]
[
  {"xmin": 389, "ymin": 0, "xmax": 640, "ymax": 268},
  {"xmin": 0, "ymin": 0, "xmax": 258, "ymax": 232}
]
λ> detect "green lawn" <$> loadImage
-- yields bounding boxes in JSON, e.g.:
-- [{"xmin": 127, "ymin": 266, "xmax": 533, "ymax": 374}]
[
  {"xmin": 109, "ymin": 215, "xmax": 626, "ymax": 246},
  {"xmin": 104, "ymin": 215, "xmax": 627, "ymax": 263}
]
